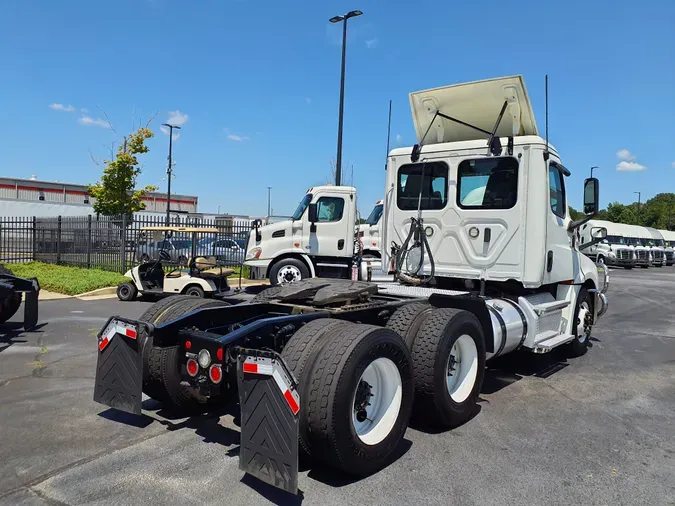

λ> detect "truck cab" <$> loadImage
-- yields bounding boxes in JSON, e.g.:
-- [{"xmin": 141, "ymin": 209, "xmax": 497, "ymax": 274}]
[
  {"xmin": 245, "ymin": 185, "xmax": 359, "ymax": 285},
  {"xmin": 579, "ymin": 220, "xmax": 635, "ymax": 269},
  {"xmin": 660, "ymin": 229, "xmax": 675, "ymax": 265},
  {"xmin": 644, "ymin": 226, "xmax": 667, "ymax": 267},
  {"xmin": 358, "ymin": 200, "xmax": 383, "ymax": 259}
]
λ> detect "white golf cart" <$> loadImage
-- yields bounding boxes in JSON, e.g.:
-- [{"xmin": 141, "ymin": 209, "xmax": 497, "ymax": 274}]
[{"xmin": 116, "ymin": 226, "xmax": 237, "ymax": 301}]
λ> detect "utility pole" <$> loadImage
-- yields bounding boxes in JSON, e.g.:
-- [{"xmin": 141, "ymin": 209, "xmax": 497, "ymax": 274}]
[
  {"xmin": 266, "ymin": 187, "xmax": 272, "ymax": 217},
  {"xmin": 634, "ymin": 191, "xmax": 641, "ymax": 225},
  {"xmin": 162, "ymin": 123, "xmax": 181, "ymax": 225},
  {"xmin": 329, "ymin": 10, "xmax": 363, "ymax": 186}
]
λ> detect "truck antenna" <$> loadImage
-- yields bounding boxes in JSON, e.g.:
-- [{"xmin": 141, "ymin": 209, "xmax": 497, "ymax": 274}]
[
  {"xmin": 385, "ymin": 99, "xmax": 392, "ymax": 171},
  {"xmin": 544, "ymin": 74, "xmax": 549, "ymax": 161}
]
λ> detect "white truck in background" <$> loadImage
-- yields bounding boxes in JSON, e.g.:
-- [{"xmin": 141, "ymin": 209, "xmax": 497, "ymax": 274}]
[
  {"xmin": 580, "ymin": 220, "xmax": 635, "ymax": 269},
  {"xmin": 245, "ymin": 188, "xmax": 386, "ymax": 285},
  {"xmin": 659, "ymin": 229, "xmax": 675, "ymax": 266},
  {"xmin": 358, "ymin": 199, "xmax": 383, "ymax": 259},
  {"xmin": 644, "ymin": 226, "xmax": 667, "ymax": 266}
]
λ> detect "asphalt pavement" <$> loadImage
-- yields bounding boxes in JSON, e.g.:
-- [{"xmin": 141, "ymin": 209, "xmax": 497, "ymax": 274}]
[{"xmin": 0, "ymin": 269, "xmax": 674, "ymax": 506}]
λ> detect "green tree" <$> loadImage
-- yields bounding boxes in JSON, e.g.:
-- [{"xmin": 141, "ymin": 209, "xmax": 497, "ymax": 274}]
[
  {"xmin": 87, "ymin": 127, "xmax": 158, "ymax": 220},
  {"xmin": 568, "ymin": 206, "xmax": 585, "ymax": 221}
]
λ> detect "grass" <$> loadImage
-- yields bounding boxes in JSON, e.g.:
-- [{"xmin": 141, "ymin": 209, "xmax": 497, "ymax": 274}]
[{"xmin": 2, "ymin": 262, "xmax": 128, "ymax": 296}]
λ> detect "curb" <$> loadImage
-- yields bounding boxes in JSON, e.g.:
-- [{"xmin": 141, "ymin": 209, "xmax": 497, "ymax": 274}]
[{"xmin": 75, "ymin": 286, "xmax": 118, "ymax": 298}]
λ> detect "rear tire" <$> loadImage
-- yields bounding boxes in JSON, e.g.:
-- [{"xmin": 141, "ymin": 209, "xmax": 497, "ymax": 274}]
[
  {"xmin": 304, "ymin": 323, "xmax": 413, "ymax": 477},
  {"xmin": 411, "ymin": 308, "xmax": 486, "ymax": 429},
  {"xmin": 280, "ymin": 318, "xmax": 350, "ymax": 458},
  {"xmin": 0, "ymin": 265, "xmax": 22, "ymax": 324},
  {"xmin": 116, "ymin": 282, "xmax": 138, "ymax": 301},
  {"xmin": 385, "ymin": 302, "xmax": 434, "ymax": 350}
]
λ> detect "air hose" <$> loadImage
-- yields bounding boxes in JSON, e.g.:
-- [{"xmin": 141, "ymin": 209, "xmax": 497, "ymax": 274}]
[{"xmin": 394, "ymin": 216, "xmax": 435, "ymax": 286}]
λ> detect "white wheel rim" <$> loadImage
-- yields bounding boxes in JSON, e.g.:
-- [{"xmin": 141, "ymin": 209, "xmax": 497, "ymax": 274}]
[
  {"xmin": 277, "ymin": 265, "xmax": 302, "ymax": 284},
  {"xmin": 351, "ymin": 357, "xmax": 402, "ymax": 446},
  {"xmin": 577, "ymin": 301, "xmax": 591, "ymax": 343},
  {"xmin": 446, "ymin": 335, "xmax": 479, "ymax": 403}
]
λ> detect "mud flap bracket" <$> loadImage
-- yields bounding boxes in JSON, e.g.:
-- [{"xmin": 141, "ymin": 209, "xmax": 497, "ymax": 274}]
[
  {"xmin": 93, "ymin": 317, "xmax": 143, "ymax": 415},
  {"xmin": 237, "ymin": 348, "xmax": 300, "ymax": 495}
]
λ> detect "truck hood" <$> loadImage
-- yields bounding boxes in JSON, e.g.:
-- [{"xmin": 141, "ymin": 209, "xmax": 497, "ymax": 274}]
[
  {"xmin": 247, "ymin": 220, "xmax": 292, "ymax": 251},
  {"xmin": 409, "ymin": 75, "xmax": 538, "ymax": 145}
]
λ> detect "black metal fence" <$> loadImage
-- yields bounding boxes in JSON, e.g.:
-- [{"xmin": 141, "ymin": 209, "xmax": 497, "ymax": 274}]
[{"xmin": 0, "ymin": 214, "xmax": 254, "ymax": 273}]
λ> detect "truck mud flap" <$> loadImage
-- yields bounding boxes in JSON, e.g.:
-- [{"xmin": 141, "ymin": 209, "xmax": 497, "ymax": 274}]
[
  {"xmin": 93, "ymin": 317, "xmax": 143, "ymax": 416},
  {"xmin": 23, "ymin": 290, "xmax": 39, "ymax": 330},
  {"xmin": 237, "ymin": 349, "xmax": 300, "ymax": 495}
]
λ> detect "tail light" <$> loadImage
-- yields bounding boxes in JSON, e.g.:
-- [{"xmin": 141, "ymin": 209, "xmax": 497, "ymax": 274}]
[
  {"xmin": 209, "ymin": 364, "xmax": 222, "ymax": 384},
  {"xmin": 185, "ymin": 340, "xmax": 192, "ymax": 350},
  {"xmin": 186, "ymin": 358, "xmax": 199, "ymax": 377},
  {"xmin": 216, "ymin": 347, "xmax": 224, "ymax": 361}
]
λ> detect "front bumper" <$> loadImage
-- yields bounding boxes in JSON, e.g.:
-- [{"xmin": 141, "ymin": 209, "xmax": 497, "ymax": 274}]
[
  {"xmin": 605, "ymin": 256, "xmax": 634, "ymax": 267},
  {"xmin": 244, "ymin": 258, "xmax": 272, "ymax": 280}
]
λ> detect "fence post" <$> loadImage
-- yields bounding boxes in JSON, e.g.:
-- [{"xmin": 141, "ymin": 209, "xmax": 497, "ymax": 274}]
[
  {"xmin": 56, "ymin": 216, "xmax": 62, "ymax": 264},
  {"xmin": 120, "ymin": 214, "xmax": 128, "ymax": 273},
  {"xmin": 31, "ymin": 217, "xmax": 37, "ymax": 261},
  {"xmin": 86, "ymin": 214, "xmax": 92, "ymax": 269}
]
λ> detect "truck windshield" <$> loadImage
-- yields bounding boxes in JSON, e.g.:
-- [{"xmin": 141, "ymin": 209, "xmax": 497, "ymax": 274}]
[
  {"xmin": 626, "ymin": 237, "xmax": 641, "ymax": 246},
  {"xmin": 292, "ymin": 194, "xmax": 312, "ymax": 220},
  {"xmin": 653, "ymin": 239, "xmax": 665, "ymax": 247},
  {"xmin": 365, "ymin": 204, "xmax": 383, "ymax": 225},
  {"xmin": 606, "ymin": 235, "xmax": 625, "ymax": 244}
]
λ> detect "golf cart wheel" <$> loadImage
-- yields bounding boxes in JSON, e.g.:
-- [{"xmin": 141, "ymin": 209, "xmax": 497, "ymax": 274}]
[
  {"xmin": 304, "ymin": 323, "xmax": 414, "ymax": 477},
  {"xmin": 116, "ymin": 282, "xmax": 138, "ymax": 301},
  {"xmin": 411, "ymin": 308, "xmax": 486, "ymax": 429},
  {"xmin": 385, "ymin": 302, "xmax": 435, "ymax": 350},
  {"xmin": 280, "ymin": 318, "xmax": 350, "ymax": 458},
  {"xmin": 269, "ymin": 258, "xmax": 309, "ymax": 286},
  {"xmin": 0, "ymin": 265, "xmax": 22, "ymax": 324},
  {"xmin": 184, "ymin": 285, "xmax": 205, "ymax": 297},
  {"xmin": 566, "ymin": 287, "xmax": 593, "ymax": 358}
]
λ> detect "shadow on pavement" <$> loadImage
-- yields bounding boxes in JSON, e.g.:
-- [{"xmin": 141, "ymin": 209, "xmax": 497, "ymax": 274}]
[{"xmin": 0, "ymin": 322, "xmax": 47, "ymax": 354}]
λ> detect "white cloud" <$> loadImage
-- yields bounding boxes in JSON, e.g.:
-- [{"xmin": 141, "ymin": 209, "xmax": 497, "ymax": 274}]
[
  {"xmin": 616, "ymin": 161, "xmax": 647, "ymax": 171},
  {"xmin": 616, "ymin": 149, "xmax": 636, "ymax": 161},
  {"xmin": 305, "ymin": 97, "xmax": 312, "ymax": 104},
  {"xmin": 78, "ymin": 116, "xmax": 111, "ymax": 129},
  {"xmin": 49, "ymin": 103, "xmax": 75, "ymax": 112},
  {"xmin": 395, "ymin": 134, "xmax": 402, "ymax": 142},
  {"xmin": 227, "ymin": 134, "xmax": 250, "ymax": 142},
  {"xmin": 365, "ymin": 38, "xmax": 378, "ymax": 49},
  {"xmin": 165, "ymin": 110, "xmax": 188, "ymax": 127}
]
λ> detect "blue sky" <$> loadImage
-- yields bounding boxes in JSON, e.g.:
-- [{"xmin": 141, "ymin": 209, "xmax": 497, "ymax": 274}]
[{"xmin": 1, "ymin": 0, "xmax": 673, "ymax": 217}]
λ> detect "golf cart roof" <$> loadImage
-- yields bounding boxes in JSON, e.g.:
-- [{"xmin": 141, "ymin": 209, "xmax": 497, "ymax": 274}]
[
  {"xmin": 140, "ymin": 226, "xmax": 219, "ymax": 233},
  {"xmin": 409, "ymin": 75, "xmax": 539, "ymax": 145}
]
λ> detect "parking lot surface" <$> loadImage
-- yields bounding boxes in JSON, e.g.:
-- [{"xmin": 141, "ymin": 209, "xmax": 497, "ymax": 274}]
[{"xmin": 1, "ymin": 268, "xmax": 674, "ymax": 506}]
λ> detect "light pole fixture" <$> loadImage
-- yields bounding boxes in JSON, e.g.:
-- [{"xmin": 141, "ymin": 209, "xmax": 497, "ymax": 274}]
[
  {"xmin": 329, "ymin": 9, "xmax": 362, "ymax": 187},
  {"xmin": 162, "ymin": 123, "xmax": 181, "ymax": 225}
]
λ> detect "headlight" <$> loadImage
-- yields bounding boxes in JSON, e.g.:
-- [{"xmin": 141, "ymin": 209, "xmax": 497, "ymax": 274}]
[
  {"xmin": 198, "ymin": 349, "xmax": 211, "ymax": 369},
  {"xmin": 246, "ymin": 247, "xmax": 262, "ymax": 260},
  {"xmin": 608, "ymin": 251, "xmax": 616, "ymax": 258}
]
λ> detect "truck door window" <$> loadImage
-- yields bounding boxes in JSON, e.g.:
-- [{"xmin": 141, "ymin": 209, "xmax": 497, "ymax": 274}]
[
  {"xmin": 397, "ymin": 162, "xmax": 448, "ymax": 210},
  {"xmin": 549, "ymin": 165, "xmax": 566, "ymax": 218},
  {"xmin": 457, "ymin": 157, "xmax": 518, "ymax": 209},
  {"xmin": 316, "ymin": 197, "xmax": 345, "ymax": 222}
]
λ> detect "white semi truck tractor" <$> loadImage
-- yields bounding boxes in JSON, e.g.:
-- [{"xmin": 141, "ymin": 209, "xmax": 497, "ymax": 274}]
[
  {"xmin": 580, "ymin": 220, "xmax": 635, "ymax": 269},
  {"xmin": 358, "ymin": 199, "xmax": 383, "ymax": 260},
  {"xmin": 94, "ymin": 75, "xmax": 610, "ymax": 495}
]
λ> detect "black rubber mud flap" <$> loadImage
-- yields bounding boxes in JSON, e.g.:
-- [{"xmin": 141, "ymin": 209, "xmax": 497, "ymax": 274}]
[
  {"xmin": 237, "ymin": 349, "xmax": 300, "ymax": 495},
  {"xmin": 23, "ymin": 290, "xmax": 39, "ymax": 330},
  {"xmin": 93, "ymin": 317, "xmax": 144, "ymax": 415}
]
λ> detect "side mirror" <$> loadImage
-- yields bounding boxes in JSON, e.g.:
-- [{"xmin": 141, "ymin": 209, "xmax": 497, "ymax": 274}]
[
  {"xmin": 159, "ymin": 250, "xmax": 171, "ymax": 261},
  {"xmin": 583, "ymin": 177, "xmax": 599, "ymax": 215},
  {"xmin": 580, "ymin": 226, "xmax": 607, "ymax": 250},
  {"xmin": 308, "ymin": 203, "xmax": 318, "ymax": 224},
  {"xmin": 410, "ymin": 144, "xmax": 421, "ymax": 163}
]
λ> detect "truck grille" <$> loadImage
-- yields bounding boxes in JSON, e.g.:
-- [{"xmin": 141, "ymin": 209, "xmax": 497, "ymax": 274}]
[
  {"xmin": 653, "ymin": 251, "xmax": 663, "ymax": 261},
  {"xmin": 638, "ymin": 250, "xmax": 647, "ymax": 259},
  {"xmin": 618, "ymin": 250, "xmax": 631, "ymax": 260},
  {"xmin": 666, "ymin": 251, "xmax": 674, "ymax": 261}
]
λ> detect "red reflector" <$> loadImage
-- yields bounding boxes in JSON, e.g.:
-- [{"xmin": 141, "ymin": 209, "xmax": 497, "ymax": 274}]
[
  {"xmin": 209, "ymin": 365, "xmax": 222, "ymax": 384},
  {"xmin": 216, "ymin": 348, "xmax": 223, "ymax": 361},
  {"xmin": 98, "ymin": 336, "xmax": 109, "ymax": 351},
  {"xmin": 125, "ymin": 328, "xmax": 137, "ymax": 339},
  {"xmin": 185, "ymin": 340, "xmax": 192, "ymax": 350},
  {"xmin": 242, "ymin": 362, "xmax": 258, "ymax": 374},
  {"xmin": 186, "ymin": 359, "xmax": 199, "ymax": 377},
  {"xmin": 284, "ymin": 389, "xmax": 300, "ymax": 415}
]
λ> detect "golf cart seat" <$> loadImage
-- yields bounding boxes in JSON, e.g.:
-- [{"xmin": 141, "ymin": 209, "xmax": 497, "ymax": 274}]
[{"xmin": 191, "ymin": 256, "xmax": 217, "ymax": 270}]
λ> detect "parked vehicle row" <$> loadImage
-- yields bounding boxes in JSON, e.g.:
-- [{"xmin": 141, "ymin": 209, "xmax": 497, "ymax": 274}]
[
  {"xmin": 580, "ymin": 220, "xmax": 674, "ymax": 268},
  {"xmin": 133, "ymin": 234, "xmax": 246, "ymax": 266}
]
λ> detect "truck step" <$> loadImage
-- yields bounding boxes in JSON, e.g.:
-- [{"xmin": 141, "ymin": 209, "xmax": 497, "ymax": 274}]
[
  {"xmin": 532, "ymin": 333, "xmax": 575, "ymax": 353},
  {"xmin": 531, "ymin": 300, "xmax": 570, "ymax": 316}
]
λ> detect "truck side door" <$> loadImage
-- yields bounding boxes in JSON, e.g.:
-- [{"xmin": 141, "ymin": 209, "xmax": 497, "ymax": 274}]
[
  {"xmin": 543, "ymin": 162, "xmax": 575, "ymax": 283},
  {"xmin": 303, "ymin": 191, "xmax": 354, "ymax": 258}
]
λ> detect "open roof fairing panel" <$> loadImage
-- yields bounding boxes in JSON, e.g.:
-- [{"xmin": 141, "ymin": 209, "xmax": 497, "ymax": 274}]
[{"xmin": 409, "ymin": 75, "xmax": 539, "ymax": 145}]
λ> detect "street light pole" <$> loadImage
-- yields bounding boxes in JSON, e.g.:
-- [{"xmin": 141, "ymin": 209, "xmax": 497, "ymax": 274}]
[
  {"xmin": 634, "ymin": 191, "xmax": 641, "ymax": 224},
  {"xmin": 162, "ymin": 123, "xmax": 181, "ymax": 225},
  {"xmin": 267, "ymin": 186, "xmax": 272, "ymax": 217},
  {"xmin": 330, "ymin": 10, "xmax": 362, "ymax": 187},
  {"xmin": 590, "ymin": 165, "xmax": 598, "ymax": 178}
]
